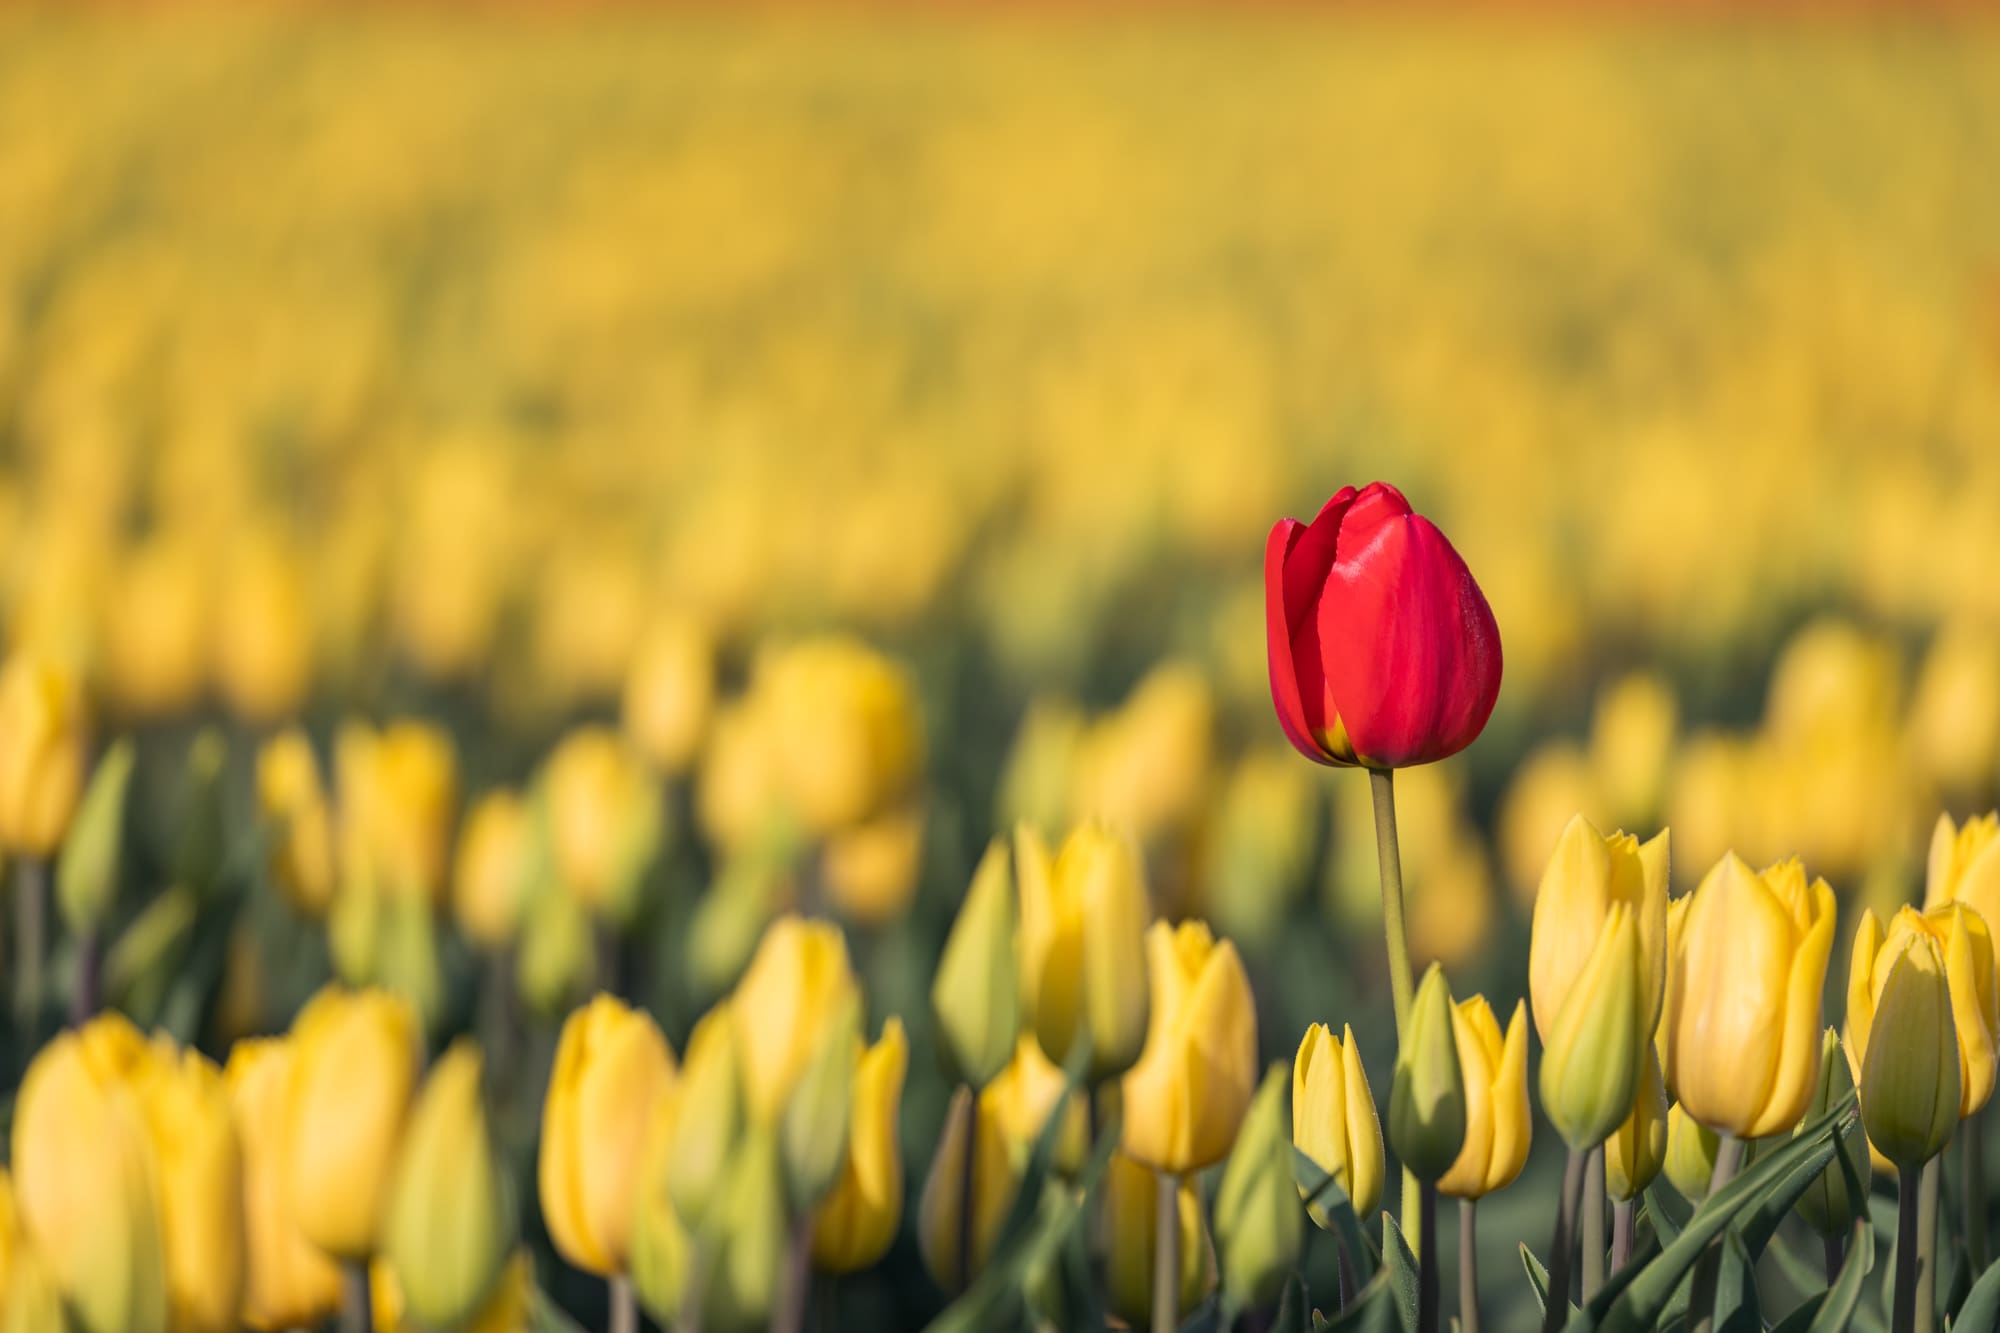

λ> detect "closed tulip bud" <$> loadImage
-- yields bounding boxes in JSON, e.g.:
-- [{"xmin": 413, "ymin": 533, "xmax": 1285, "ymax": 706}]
[
  {"xmin": 632, "ymin": 1087, "xmax": 690, "ymax": 1321},
  {"xmin": 812, "ymin": 1018, "xmax": 910, "ymax": 1274},
  {"xmin": 1265, "ymin": 482, "xmax": 1502, "ymax": 769},
  {"xmin": 1926, "ymin": 813, "xmax": 2000, "ymax": 936},
  {"xmin": 515, "ymin": 881, "xmax": 593, "ymax": 1015},
  {"xmin": 543, "ymin": 727, "xmax": 664, "ymax": 925},
  {"xmin": 175, "ymin": 729, "xmax": 227, "ymax": 894},
  {"xmin": 338, "ymin": 720, "xmax": 458, "ymax": 906},
  {"xmin": 384, "ymin": 1041, "xmax": 513, "ymax": 1327},
  {"xmin": 134, "ymin": 1042, "xmax": 245, "ymax": 1333},
  {"xmin": 1122, "ymin": 920, "xmax": 1258, "ymax": 1174},
  {"xmin": 705, "ymin": 1128, "xmax": 788, "ymax": 1333},
  {"xmin": 1909, "ymin": 627, "xmax": 2000, "ymax": 796},
  {"xmin": 1292, "ymin": 1022, "xmax": 1385, "ymax": 1224},
  {"xmin": 932, "ymin": 839, "xmax": 1021, "ymax": 1088},
  {"xmin": 376, "ymin": 893, "xmax": 443, "ymax": 1033},
  {"xmin": 257, "ymin": 729, "xmax": 336, "ymax": 918},
  {"xmin": 57, "ymin": 738, "xmax": 134, "ymax": 934},
  {"xmin": 1529, "ymin": 815, "xmax": 1669, "ymax": 1047},
  {"xmin": 623, "ymin": 612, "xmax": 716, "ymax": 774},
  {"xmin": 99, "ymin": 535, "xmax": 207, "ymax": 717},
  {"xmin": 1604, "ymin": 1050, "xmax": 1668, "ymax": 1202},
  {"xmin": 670, "ymin": 1004, "xmax": 744, "ymax": 1233},
  {"xmin": 918, "ymin": 1086, "xmax": 1016, "ymax": 1293},
  {"xmin": 1214, "ymin": 1066, "xmax": 1303, "ymax": 1311},
  {"xmin": 0, "ymin": 652, "xmax": 88, "ymax": 858},
  {"xmin": 1439, "ymin": 997, "xmax": 1531, "ymax": 1200},
  {"xmin": 1390, "ymin": 964, "xmax": 1468, "ymax": 1182},
  {"xmin": 757, "ymin": 637, "xmax": 922, "ymax": 835},
  {"xmin": 213, "ymin": 530, "xmax": 311, "ymax": 723},
  {"xmin": 822, "ymin": 805, "xmax": 925, "ymax": 925},
  {"xmin": 453, "ymin": 790, "xmax": 538, "ymax": 949},
  {"xmin": 782, "ymin": 994, "xmax": 860, "ymax": 1211},
  {"xmin": 1100, "ymin": 1152, "xmax": 1216, "ymax": 1327},
  {"xmin": 1018, "ymin": 822, "xmax": 1151, "ymax": 1082},
  {"xmin": 1665, "ymin": 854, "xmax": 1835, "ymax": 1137},
  {"xmin": 1539, "ymin": 902, "xmax": 1642, "ymax": 1150},
  {"xmin": 224, "ymin": 1040, "xmax": 342, "ymax": 1332},
  {"xmin": 372, "ymin": 1249, "xmax": 533, "ymax": 1333},
  {"xmin": 1590, "ymin": 673, "xmax": 1678, "ymax": 829},
  {"xmin": 984, "ymin": 1034, "xmax": 1090, "ymax": 1177},
  {"xmin": 285, "ymin": 985, "xmax": 422, "ymax": 1260},
  {"xmin": 732, "ymin": 916, "xmax": 860, "ymax": 1126},
  {"xmin": 1796, "ymin": 1029, "xmax": 1870, "ymax": 1237},
  {"xmin": 12, "ymin": 1015, "xmax": 167, "ymax": 1333},
  {"xmin": 539, "ymin": 996, "xmax": 677, "ymax": 1276},
  {"xmin": 1858, "ymin": 931, "xmax": 1960, "ymax": 1169},
  {"xmin": 1664, "ymin": 1103, "xmax": 1722, "ymax": 1202},
  {"xmin": 1849, "ymin": 904, "xmax": 2000, "ymax": 1119}
]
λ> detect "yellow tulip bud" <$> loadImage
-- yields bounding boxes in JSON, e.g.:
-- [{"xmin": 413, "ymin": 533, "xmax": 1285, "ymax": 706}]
[
  {"xmin": 338, "ymin": 719, "xmax": 458, "ymax": 905},
  {"xmin": 918, "ymin": 1085, "xmax": 1016, "ymax": 1293},
  {"xmin": 670, "ymin": 1004, "xmax": 744, "ymax": 1233},
  {"xmin": 731, "ymin": 916, "xmax": 859, "ymax": 1126},
  {"xmin": 931, "ymin": 839, "xmax": 1021, "ymax": 1088},
  {"xmin": 384, "ymin": 1041, "xmax": 513, "ymax": 1327},
  {"xmin": 284, "ymin": 985, "xmax": 422, "ymax": 1260},
  {"xmin": 622, "ymin": 612, "xmax": 716, "ymax": 775},
  {"xmin": 1439, "ymin": 997, "xmax": 1532, "ymax": 1200},
  {"xmin": 1206, "ymin": 747, "xmax": 1320, "ymax": 950},
  {"xmin": 213, "ymin": 530, "xmax": 311, "ymax": 723},
  {"xmin": 1664, "ymin": 853, "xmax": 1835, "ymax": 1138},
  {"xmin": 12, "ymin": 1015, "xmax": 167, "ymax": 1333},
  {"xmin": 756, "ymin": 637, "xmax": 922, "ymax": 835},
  {"xmin": 704, "ymin": 1127, "xmax": 788, "ymax": 1333},
  {"xmin": 1848, "ymin": 903, "xmax": 2000, "ymax": 1119},
  {"xmin": 1292, "ymin": 1022, "xmax": 1384, "ymax": 1224},
  {"xmin": 224, "ymin": 1039, "xmax": 343, "ymax": 1332},
  {"xmin": 1069, "ymin": 661, "xmax": 1214, "ymax": 846},
  {"xmin": 1, "ymin": 1228, "xmax": 69, "ymax": 1333},
  {"xmin": 538, "ymin": 995, "xmax": 677, "ymax": 1276},
  {"xmin": 1528, "ymin": 814, "xmax": 1669, "ymax": 1046},
  {"xmin": 1858, "ymin": 930, "xmax": 1960, "ymax": 1169},
  {"xmin": 632, "ymin": 1086, "xmax": 690, "ymax": 1321},
  {"xmin": 1908, "ymin": 626, "xmax": 2000, "ymax": 796},
  {"xmin": 1663, "ymin": 1103, "xmax": 1722, "ymax": 1204},
  {"xmin": 1017, "ymin": 821, "xmax": 1151, "ymax": 1082},
  {"xmin": 1214, "ymin": 1065, "xmax": 1303, "ymax": 1311},
  {"xmin": 0, "ymin": 1167, "xmax": 17, "ymax": 1303},
  {"xmin": 373, "ymin": 1249, "xmax": 534, "ymax": 1333},
  {"xmin": 57, "ymin": 738, "xmax": 134, "ymax": 934},
  {"xmin": 453, "ymin": 789, "xmax": 538, "ymax": 949},
  {"xmin": 1389, "ymin": 964, "xmax": 1468, "ymax": 1183},
  {"xmin": 0, "ymin": 652, "xmax": 88, "ymax": 858},
  {"xmin": 1795, "ymin": 1029, "xmax": 1871, "ymax": 1238},
  {"xmin": 1604, "ymin": 1050, "xmax": 1668, "ymax": 1203},
  {"xmin": 134, "ymin": 1041, "xmax": 245, "ymax": 1333},
  {"xmin": 1099, "ymin": 1151, "xmax": 1215, "ymax": 1327},
  {"xmin": 822, "ymin": 804, "xmax": 925, "ymax": 926},
  {"xmin": 1926, "ymin": 812, "xmax": 2000, "ymax": 929},
  {"xmin": 1539, "ymin": 902, "xmax": 1642, "ymax": 1150},
  {"xmin": 1589, "ymin": 673, "xmax": 1678, "ymax": 830},
  {"xmin": 984, "ymin": 1034, "xmax": 1090, "ymax": 1177},
  {"xmin": 257, "ymin": 729, "xmax": 336, "ymax": 918},
  {"xmin": 998, "ymin": 696, "xmax": 1086, "ymax": 836},
  {"xmin": 543, "ymin": 726, "xmax": 664, "ymax": 925},
  {"xmin": 781, "ymin": 993, "xmax": 860, "ymax": 1211},
  {"xmin": 812, "ymin": 1018, "xmax": 910, "ymax": 1274},
  {"xmin": 1121, "ymin": 920, "xmax": 1257, "ymax": 1174},
  {"xmin": 515, "ymin": 880, "xmax": 593, "ymax": 1015}
]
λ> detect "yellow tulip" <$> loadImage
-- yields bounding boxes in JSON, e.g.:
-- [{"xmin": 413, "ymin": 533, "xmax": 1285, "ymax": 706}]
[
  {"xmin": 1857, "ymin": 929, "xmax": 1960, "ymax": 1169},
  {"xmin": 0, "ymin": 1220, "xmax": 69, "ymax": 1333},
  {"xmin": 224, "ymin": 1039, "xmax": 343, "ymax": 1332},
  {"xmin": 373, "ymin": 1250, "xmax": 533, "ymax": 1333},
  {"xmin": 452, "ymin": 788, "xmax": 537, "ymax": 949},
  {"xmin": 1795, "ymin": 1028, "xmax": 1871, "ymax": 1238},
  {"xmin": 822, "ymin": 804, "xmax": 925, "ymax": 925},
  {"xmin": 1496, "ymin": 740, "xmax": 1596, "ymax": 906},
  {"xmin": 1389, "ymin": 963, "xmax": 1467, "ymax": 1183},
  {"xmin": 384, "ymin": 1041, "xmax": 513, "ymax": 1327},
  {"xmin": 1604, "ymin": 1050, "xmax": 1668, "ymax": 1203},
  {"xmin": 1589, "ymin": 672, "xmax": 1678, "ymax": 830},
  {"xmin": 812, "ymin": 1018, "xmax": 910, "ymax": 1274},
  {"xmin": 0, "ymin": 1167, "xmax": 16, "ymax": 1304},
  {"xmin": 101, "ymin": 534, "xmax": 209, "ymax": 720},
  {"xmin": 213, "ymin": 530, "xmax": 311, "ymax": 723},
  {"xmin": 731, "ymin": 915, "xmax": 859, "ymax": 1126},
  {"xmin": 931, "ymin": 839, "xmax": 1021, "ymax": 1088},
  {"xmin": 1925, "ymin": 812, "xmax": 2000, "ymax": 922},
  {"xmin": 0, "ymin": 652, "xmax": 88, "ymax": 858},
  {"xmin": 1121, "ymin": 920, "xmax": 1258, "ymax": 1175},
  {"xmin": 757, "ymin": 637, "xmax": 922, "ymax": 835},
  {"xmin": 983, "ymin": 1034, "xmax": 1090, "ymax": 1177},
  {"xmin": 1017, "ymin": 821, "xmax": 1151, "ymax": 1082},
  {"xmin": 337, "ymin": 719, "xmax": 458, "ymax": 905},
  {"xmin": 1908, "ymin": 626, "xmax": 2000, "ymax": 797},
  {"xmin": 134, "ymin": 1042, "xmax": 245, "ymax": 1333},
  {"xmin": 668, "ymin": 1004, "xmax": 743, "ymax": 1233},
  {"xmin": 1069, "ymin": 660, "xmax": 1214, "ymax": 844},
  {"xmin": 543, "ymin": 726, "xmax": 663, "ymax": 924},
  {"xmin": 539, "ymin": 995, "xmax": 676, "ymax": 1277},
  {"xmin": 1439, "ymin": 997, "xmax": 1531, "ymax": 1200},
  {"xmin": 1664, "ymin": 853, "xmax": 1835, "ymax": 1138},
  {"xmin": 1099, "ymin": 1151, "xmax": 1216, "ymax": 1328},
  {"xmin": 1528, "ymin": 814, "xmax": 1669, "ymax": 1046},
  {"xmin": 631, "ymin": 1085, "xmax": 690, "ymax": 1321},
  {"xmin": 1663, "ymin": 1103, "xmax": 1722, "ymax": 1204},
  {"xmin": 1847, "ymin": 903, "xmax": 1999, "ymax": 1119},
  {"xmin": 1292, "ymin": 1022, "xmax": 1384, "ymax": 1223},
  {"xmin": 918, "ymin": 1085, "xmax": 1016, "ymax": 1293},
  {"xmin": 1539, "ymin": 902, "xmax": 1642, "ymax": 1150},
  {"xmin": 257, "ymin": 728, "xmax": 336, "ymax": 918},
  {"xmin": 12, "ymin": 1014, "xmax": 167, "ymax": 1333},
  {"xmin": 284, "ymin": 985, "xmax": 422, "ymax": 1260},
  {"xmin": 622, "ymin": 612, "xmax": 716, "ymax": 774}
]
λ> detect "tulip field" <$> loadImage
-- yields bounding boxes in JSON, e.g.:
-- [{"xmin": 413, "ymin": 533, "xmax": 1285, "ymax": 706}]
[{"xmin": 4, "ymin": 6, "xmax": 2000, "ymax": 1333}]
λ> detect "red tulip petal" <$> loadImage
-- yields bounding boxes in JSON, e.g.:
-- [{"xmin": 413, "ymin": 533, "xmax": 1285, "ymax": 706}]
[
  {"xmin": 1265, "ymin": 519, "xmax": 1326, "ymax": 763},
  {"xmin": 1317, "ymin": 489, "xmax": 1502, "ymax": 768},
  {"xmin": 1265, "ymin": 488, "xmax": 1357, "ymax": 765}
]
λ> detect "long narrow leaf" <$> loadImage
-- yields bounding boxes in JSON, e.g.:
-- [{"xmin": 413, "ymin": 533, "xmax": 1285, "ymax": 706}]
[
  {"xmin": 1293, "ymin": 1146, "xmax": 1384, "ymax": 1280},
  {"xmin": 1806, "ymin": 1214, "xmax": 1876, "ymax": 1333}
]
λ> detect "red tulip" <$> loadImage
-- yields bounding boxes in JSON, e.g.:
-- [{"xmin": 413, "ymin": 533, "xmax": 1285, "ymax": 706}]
[{"xmin": 1265, "ymin": 482, "xmax": 1502, "ymax": 769}]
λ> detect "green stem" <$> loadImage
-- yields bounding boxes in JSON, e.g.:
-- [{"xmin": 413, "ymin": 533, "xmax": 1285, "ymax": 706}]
[
  {"xmin": 1335, "ymin": 1228, "xmax": 1357, "ymax": 1312},
  {"xmin": 1367, "ymin": 768, "xmax": 1424, "ymax": 1242},
  {"xmin": 958, "ymin": 1097, "xmax": 978, "ymax": 1291},
  {"xmin": 12, "ymin": 857, "xmax": 46, "ymax": 1039},
  {"xmin": 770, "ymin": 1216, "xmax": 814, "ymax": 1333},
  {"xmin": 1917, "ymin": 1156, "xmax": 1940, "ymax": 1333},
  {"xmin": 1581, "ymin": 1147, "xmax": 1606, "ymax": 1301},
  {"xmin": 608, "ymin": 1275, "xmax": 636, "ymax": 1333},
  {"xmin": 1417, "ymin": 1180, "xmax": 1439, "ymax": 1333},
  {"xmin": 1965, "ymin": 1113, "xmax": 1988, "ymax": 1271},
  {"xmin": 1611, "ymin": 1199, "xmax": 1634, "ymax": 1274},
  {"xmin": 1541, "ymin": 1149, "xmax": 1587, "ymax": 1333},
  {"xmin": 1895, "ymin": 1168, "xmax": 1922, "ymax": 1333},
  {"xmin": 1154, "ymin": 1171, "xmax": 1181, "ymax": 1333},
  {"xmin": 1459, "ymin": 1199, "xmax": 1481, "ymax": 1333},
  {"xmin": 341, "ymin": 1263, "xmax": 373, "ymax": 1333},
  {"xmin": 1689, "ymin": 1134, "xmax": 1746, "ymax": 1333}
]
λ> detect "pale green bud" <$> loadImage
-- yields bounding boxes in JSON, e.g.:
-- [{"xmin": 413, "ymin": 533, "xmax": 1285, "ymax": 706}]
[
  {"xmin": 931, "ymin": 839, "xmax": 1020, "ymax": 1088},
  {"xmin": 1388, "ymin": 964, "xmax": 1466, "ymax": 1183}
]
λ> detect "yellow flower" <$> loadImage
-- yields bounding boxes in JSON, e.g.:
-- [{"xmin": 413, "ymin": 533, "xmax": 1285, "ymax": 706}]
[
  {"xmin": 101, "ymin": 534, "xmax": 209, "ymax": 720},
  {"xmin": 983, "ymin": 1034, "xmax": 1090, "ymax": 1177},
  {"xmin": 1589, "ymin": 672, "xmax": 1678, "ymax": 829},
  {"xmin": 1795, "ymin": 1028, "xmax": 1871, "ymax": 1238},
  {"xmin": 0, "ymin": 1203, "xmax": 69, "ymax": 1333},
  {"xmin": 622, "ymin": 612, "xmax": 716, "ymax": 775},
  {"xmin": 452, "ymin": 789, "xmax": 537, "ymax": 949},
  {"xmin": 224, "ymin": 1039, "xmax": 342, "ymax": 1332},
  {"xmin": 731, "ymin": 915, "xmax": 859, "ymax": 1126},
  {"xmin": 538, "ymin": 995, "xmax": 676, "ymax": 1277},
  {"xmin": 1663, "ymin": 1103, "xmax": 1721, "ymax": 1204},
  {"xmin": 631, "ymin": 1086, "xmax": 690, "ymax": 1321},
  {"xmin": 373, "ymin": 1250, "xmax": 533, "ymax": 1333},
  {"xmin": 1292, "ymin": 1022, "xmax": 1384, "ymax": 1223},
  {"xmin": 1926, "ymin": 812, "xmax": 2000, "ymax": 922},
  {"xmin": 134, "ymin": 1041, "xmax": 245, "ymax": 1333},
  {"xmin": 812, "ymin": 1018, "xmax": 910, "ymax": 1274},
  {"xmin": 1121, "ymin": 920, "xmax": 1258, "ymax": 1174},
  {"xmin": 931, "ymin": 839, "xmax": 1021, "ymax": 1088},
  {"xmin": 257, "ymin": 728, "xmax": 336, "ymax": 918},
  {"xmin": 284, "ymin": 985, "xmax": 423, "ymax": 1260},
  {"xmin": 1099, "ymin": 1151, "xmax": 1216, "ymax": 1327},
  {"xmin": 1439, "ymin": 997, "xmax": 1531, "ymax": 1200},
  {"xmin": 822, "ymin": 804, "xmax": 926, "ymax": 925},
  {"xmin": 11, "ymin": 1014, "xmax": 167, "ymax": 1333},
  {"xmin": 1857, "ymin": 929, "xmax": 1961, "ymax": 1169},
  {"xmin": 1539, "ymin": 902, "xmax": 1643, "ymax": 1150},
  {"xmin": 543, "ymin": 726, "xmax": 663, "ymax": 924},
  {"xmin": 1664, "ymin": 853, "xmax": 1835, "ymax": 1137},
  {"xmin": 1847, "ymin": 903, "xmax": 1999, "ymax": 1119},
  {"xmin": 1908, "ymin": 626, "xmax": 2000, "ymax": 796},
  {"xmin": 1069, "ymin": 660, "xmax": 1214, "ymax": 844},
  {"xmin": 337, "ymin": 719, "xmax": 459, "ymax": 906},
  {"xmin": 1389, "ymin": 964, "xmax": 1467, "ymax": 1183},
  {"xmin": 1528, "ymin": 814, "xmax": 1669, "ymax": 1047},
  {"xmin": 1017, "ymin": 821, "xmax": 1151, "ymax": 1082},
  {"xmin": 756, "ymin": 637, "xmax": 923, "ymax": 835},
  {"xmin": 668, "ymin": 1004, "xmax": 743, "ymax": 1233},
  {"xmin": 1604, "ymin": 1050, "xmax": 1668, "ymax": 1203},
  {"xmin": 917, "ymin": 1085, "xmax": 1016, "ymax": 1293},
  {"xmin": 0, "ymin": 652, "xmax": 88, "ymax": 858},
  {"xmin": 213, "ymin": 529, "xmax": 312, "ymax": 724}
]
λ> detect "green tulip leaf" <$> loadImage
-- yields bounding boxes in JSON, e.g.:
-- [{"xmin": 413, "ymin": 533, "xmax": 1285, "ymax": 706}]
[
  {"xmin": 1522, "ymin": 1242, "xmax": 1554, "ymax": 1315},
  {"xmin": 1711, "ymin": 1228, "xmax": 1761, "ymax": 1333},
  {"xmin": 1381, "ymin": 1211, "xmax": 1419, "ymax": 1333},
  {"xmin": 1313, "ymin": 1265, "xmax": 1404, "ymax": 1333},
  {"xmin": 1804, "ymin": 1214, "xmax": 1876, "ymax": 1333},
  {"xmin": 1292, "ymin": 1146, "xmax": 1383, "ymax": 1282},
  {"xmin": 1271, "ymin": 1273, "xmax": 1311, "ymax": 1333}
]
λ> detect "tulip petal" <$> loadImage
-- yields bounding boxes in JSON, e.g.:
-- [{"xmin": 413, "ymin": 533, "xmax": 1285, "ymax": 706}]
[
  {"xmin": 1265, "ymin": 490, "xmax": 1357, "ymax": 765},
  {"xmin": 1744, "ymin": 877, "xmax": 1833, "ymax": 1137}
]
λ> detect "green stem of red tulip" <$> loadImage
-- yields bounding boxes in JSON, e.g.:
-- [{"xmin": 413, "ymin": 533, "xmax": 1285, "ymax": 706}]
[
  {"xmin": 1367, "ymin": 767, "xmax": 1425, "ymax": 1242},
  {"xmin": 1459, "ymin": 1199, "xmax": 1480, "ymax": 1333},
  {"xmin": 12, "ymin": 857, "xmax": 46, "ymax": 1038},
  {"xmin": 1581, "ymin": 1148, "xmax": 1605, "ymax": 1301},
  {"xmin": 1541, "ymin": 1149, "xmax": 1586, "ymax": 1333},
  {"xmin": 609, "ymin": 1275, "xmax": 637, "ymax": 1333},
  {"xmin": 1417, "ymin": 1180, "xmax": 1440, "ymax": 1333},
  {"xmin": 1964, "ymin": 1114, "xmax": 1988, "ymax": 1271},
  {"xmin": 1917, "ymin": 1156, "xmax": 1941, "ymax": 1333},
  {"xmin": 341, "ymin": 1263, "xmax": 373, "ymax": 1333},
  {"xmin": 1610, "ymin": 1199, "xmax": 1634, "ymax": 1274},
  {"xmin": 1154, "ymin": 1171, "xmax": 1181, "ymax": 1333},
  {"xmin": 1688, "ymin": 1134, "xmax": 1745, "ymax": 1333}
]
